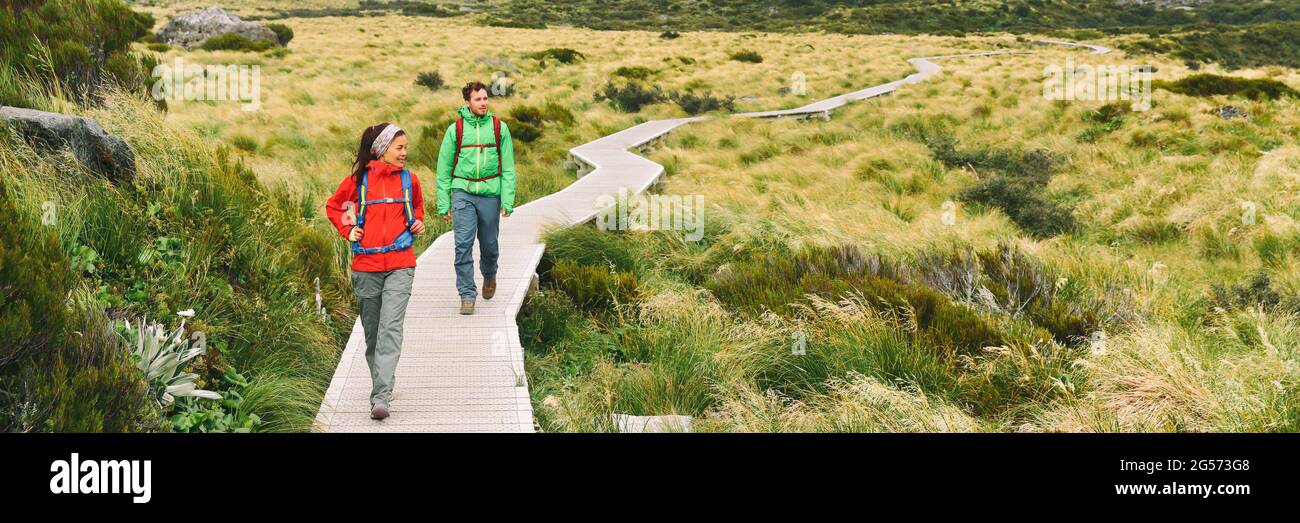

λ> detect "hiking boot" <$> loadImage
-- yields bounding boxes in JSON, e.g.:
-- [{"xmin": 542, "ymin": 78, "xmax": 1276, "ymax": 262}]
[
  {"xmin": 460, "ymin": 299, "xmax": 475, "ymax": 315},
  {"xmin": 370, "ymin": 403, "xmax": 390, "ymax": 420},
  {"xmin": 483, "ymin": 276, "xmax": 497, "ymax": 300}
]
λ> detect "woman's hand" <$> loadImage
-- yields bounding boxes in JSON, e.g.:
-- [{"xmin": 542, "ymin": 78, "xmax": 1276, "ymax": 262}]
[
  {"xmin": 442, "ymin": 211, "xmax": 451, "ymax": 222},
  {"xmin": 501, "ymin": 209, "xmax": 510, "ymax": 218},
  {"xmin": 411, "ymin": 219, "xmax": 426, "ymax": 235},
  {"xmin": 348, "ymin": 226, "xmax": 364, "ymax": 242}
]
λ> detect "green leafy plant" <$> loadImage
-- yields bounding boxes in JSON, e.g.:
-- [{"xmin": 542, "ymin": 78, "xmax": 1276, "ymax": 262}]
[
  {"xmin": 167, "ymin": 367, "xmax": 262, "ymax": 433},
  {"xmin": 117, "ymin": 317, "xmax": 222, "ymax": 409}
]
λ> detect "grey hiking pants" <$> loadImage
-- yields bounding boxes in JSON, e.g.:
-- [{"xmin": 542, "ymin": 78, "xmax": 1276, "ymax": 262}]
[{"xmin": 351, "ymin": 267, "xmax": 414, "ymax": 407}]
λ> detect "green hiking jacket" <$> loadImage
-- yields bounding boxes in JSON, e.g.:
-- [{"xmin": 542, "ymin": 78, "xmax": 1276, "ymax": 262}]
[{"xmin": 435, "ymin": 105, "xmax": 517, "ymax": 215}]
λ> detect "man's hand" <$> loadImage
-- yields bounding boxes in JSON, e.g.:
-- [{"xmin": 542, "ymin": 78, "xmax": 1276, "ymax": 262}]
[
  {"xmin": 442, "ymin": 211, "xmax": 451, "ymax": 222},
  {"xmin": 348, "ymin": 226, "xmax": 364, "ymax": 242},
  {"xmin": 501, "ymin": 209, "xmax": 510, "ymax": 218},
  {"xmin": 411, "ymin": 219, "xmax": 426, "ymax": 235}
]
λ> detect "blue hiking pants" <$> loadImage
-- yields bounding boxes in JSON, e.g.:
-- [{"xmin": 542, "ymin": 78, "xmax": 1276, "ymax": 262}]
[{"xmin": 451, "ymin": 189, "xmax": 500, "ymax": 301}]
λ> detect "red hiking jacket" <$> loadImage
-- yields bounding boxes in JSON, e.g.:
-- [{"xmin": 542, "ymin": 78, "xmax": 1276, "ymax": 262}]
[{"xmin": 325, "ymin": 160, "xmax": 426, "ymax": 272}]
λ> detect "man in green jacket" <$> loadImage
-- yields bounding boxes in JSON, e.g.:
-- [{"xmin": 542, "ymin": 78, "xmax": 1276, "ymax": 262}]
[{"xmin": 436, "ymin": 81, "xmax": 516, "ymax": 315}]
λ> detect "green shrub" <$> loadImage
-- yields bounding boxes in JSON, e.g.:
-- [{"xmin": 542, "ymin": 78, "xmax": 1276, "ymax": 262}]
[
  {"xmin": 518, "ymin": 289, "xmax": 582, "ymax": 350},
  {"xmin": 1208, "ymin": 271, "xmax": 1285, "ymax": 312},
  {"xmin": 593, "ymin": 80, "xmax": 666, "ymax": 112},
  {"xmin": 0, "ymin": 176, "xmax": 160, "ymax": 431},
  {"xmin": 1, "ymin": 0, "xmax": 155, "ymax": 108},
  {"xmin": 540, "ymin": 102, "xmax": 576, "ymax": 126},
  {"xmin": 729, "ymin": 49, "xmax": 763, "ymax": 63},
  {"xmin": 669, "ymin": 90, "xmax": 736, "ymax": 115},
  {"xmin": 414, "ymin": 70, "xmax": 444, "ymax": 91},
  {"xmin": 200, "ymin": 33, "xmax": 276, "ymax": 52},
  {"xmin": 1154, "ymin": 74, "xmax": 1300, "ymax": 101},
  {"xmin": 526, "ymin": 47, "xmax": 585, "ymax": 64},
  {"xmin": 505, "ymin": 102, "xmax": 574, "ymax": 143},
  {"xmin": 927, "ymin": 135, "xmax": 1075, "ymax": 238},
  {"xmin": 613, "ymin": 65, "xmax": 655, "ymax": 80},
  {"xmin": 266, "ymin": 23, "xmax": 294, "ymax": 46}
]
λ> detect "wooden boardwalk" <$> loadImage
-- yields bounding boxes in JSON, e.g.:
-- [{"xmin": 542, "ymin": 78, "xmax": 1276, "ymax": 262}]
[{"xmin": 314, "ymin": 40, "xmax": 1110, "ymax": 432}]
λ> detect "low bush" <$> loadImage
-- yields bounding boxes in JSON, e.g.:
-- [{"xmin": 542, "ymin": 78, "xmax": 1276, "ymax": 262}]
[
  {"xmin": 730, "ymin": 49, "xmax": 763, "ymax": 63},
  {"xmin": 594, "ymin": 80, "xmax": 666, "ymax": 112},
  {"xmin": 200, "ymin": 33, "xmax": 276, "ymax": 52},
  {"xmin": 927, "ymin": 135, "xmax": 1075, "ymax": 238},
  {"xmin": 266, "ymin": 23, "xmax": 294, "ymax": 46},
  {"xmin": 613, "ymin": 65, "xmax": 655, "ymax": 80},
  {"xmin": 526, "ymin": 47, "xmax": 585, "ymax": 64},
  {"xmin": 414, "ymin": 70, "xmax": 444, "ymax": 91},
  {"xmin": 1154, "ymin": 73, "xmax": 1300, "ymax": 101},
  {"xmin": 669, "ymin": 90, "xmax": 735, "ymax": 115},
  {"xmin": 1, "ymin": 0, "xmax": 156, "ymax": 108}
]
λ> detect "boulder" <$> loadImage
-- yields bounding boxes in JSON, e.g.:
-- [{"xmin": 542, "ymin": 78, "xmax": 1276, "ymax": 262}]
[
  {"xmin": 1216, "ymin": 105, "xmax": 1249, "ymax": 120},
  {"xmin": 156, "ymin": 6, "xmax": 279, "ymax": 48},
  {"xmin": 611, "ymin": 414, "xmax": 693, "ymax": 433},
  {"xmin": 0, "ymin": 106, "xmax": 136, "ymax": 184}
]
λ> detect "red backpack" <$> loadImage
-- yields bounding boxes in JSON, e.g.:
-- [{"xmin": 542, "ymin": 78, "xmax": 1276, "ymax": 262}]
[{"xmin": 450, "ymin": 115, "xmax": 502, "ymax": 182}]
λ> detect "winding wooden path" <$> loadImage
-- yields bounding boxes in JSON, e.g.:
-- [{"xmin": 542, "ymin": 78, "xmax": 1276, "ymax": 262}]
[{"xmin": 313, "ymin": 39, "xmax": 1111, "ymax": 432}]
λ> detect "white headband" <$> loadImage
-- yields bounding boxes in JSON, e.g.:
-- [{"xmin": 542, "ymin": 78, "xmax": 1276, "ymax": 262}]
[{"xmin": 370, "ymin": 124, "xmax": 403, "ymax": 157}]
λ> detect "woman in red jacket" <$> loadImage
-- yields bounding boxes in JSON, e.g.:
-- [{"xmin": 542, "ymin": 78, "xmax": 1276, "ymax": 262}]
[{"xmin": 324, "ymin": 122, "xmax": 426, "ymax": 420}]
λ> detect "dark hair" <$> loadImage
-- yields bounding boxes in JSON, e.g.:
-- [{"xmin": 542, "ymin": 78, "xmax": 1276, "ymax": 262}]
[
  {"xmin": 351, "ymin": 122, "xmax": 405, "ymax": 180},
  {"xmin": 462, "ymin": 81, "xmax": 489, "ymax": 101}
]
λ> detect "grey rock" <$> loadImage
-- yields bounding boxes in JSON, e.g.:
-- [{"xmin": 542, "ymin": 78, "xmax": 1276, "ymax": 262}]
[
  {"xmin": 1216, "ymin": 105, "xmax": 1249, "ymax": 120},
  {"xmin": 1, "ymin": 106, "xmax": 136, "ymax": 184},
  {"xmin": 612, "ymin": 414, "xmax": 692, "ymax": 433},
  {"xmin": 156, "ymin": 6, "xmax": 280, "ymax": 48}
]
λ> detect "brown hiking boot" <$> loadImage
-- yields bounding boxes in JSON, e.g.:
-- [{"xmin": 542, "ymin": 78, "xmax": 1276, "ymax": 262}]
[
  {"xmin": 370, "ymin": 403, "xmax": 389, "ymax": 420},
  {"xmin": 460, "ymin": 299, "xmax": 475, "ymax": 315},
  {"xmin": 483, "ymin": 276, "xmax": 497, "ymax": 300}
]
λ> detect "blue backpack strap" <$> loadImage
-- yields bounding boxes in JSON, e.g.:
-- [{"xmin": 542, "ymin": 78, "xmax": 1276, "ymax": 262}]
[
  {"xmin": 400, "ymin": 168, "xmax": 415, "ymax": 226},
  {"xmin": 355, "ymin": 170, "xmax": 369, "ymax": 229}
]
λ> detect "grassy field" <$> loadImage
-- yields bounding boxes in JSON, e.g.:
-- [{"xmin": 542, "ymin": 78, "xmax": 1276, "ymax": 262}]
[
  {"xmin": 5, "ymin": 0, "xmax": 1297, "ymax": 432},
  {"xmin": 146, "ymin": 6, "xmax": 1299, "ymax": 432}
]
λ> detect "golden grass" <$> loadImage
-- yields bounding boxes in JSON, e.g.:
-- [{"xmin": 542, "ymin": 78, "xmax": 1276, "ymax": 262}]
[{"xmin": 145, "ymin": 7, "xmax": 1300, "ymax": 431}]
